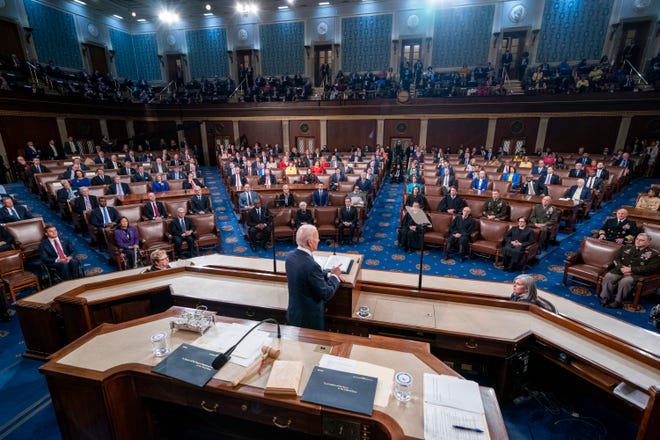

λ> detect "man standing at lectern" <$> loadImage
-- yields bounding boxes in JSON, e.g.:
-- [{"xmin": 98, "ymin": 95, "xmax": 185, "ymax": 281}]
[{"xmin": 285, "ymin": 225, "xmax": 342, "ymax": 331}]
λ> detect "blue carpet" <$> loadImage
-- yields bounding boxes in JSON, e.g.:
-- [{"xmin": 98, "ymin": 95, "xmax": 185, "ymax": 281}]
[{"xmin": 0, "ymin": 167, "xmax": 657, "ymax": 440}]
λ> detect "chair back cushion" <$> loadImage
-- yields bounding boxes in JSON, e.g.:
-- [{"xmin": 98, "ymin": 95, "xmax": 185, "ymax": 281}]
[
  {"xmin": 168, "ymin": 179, "xmax": 184, "ymax": 191},
  {"xmin": 429, "ymin": 212, "xmax": 452, "ymax": 234},
  {"xmin": 315, "ymin": 207, "xmax": 337, "ymax": 225},
  {"xmin": 642, "ymin": 223, "xmax": 660, "ymax": 252},
  {"xmin": 510, "ymin": 203, "xmax": 533, "ymax": 222},
  {"xmin": 136, "ymin": 221, "xmax": 168, "ymax": 245},
  {"xmin": 115, "ymin": 204, "xmax": 142, "ymax": 225},
  {"xmin": 190, "ymin": 214, "xmax": 217, "ymax": 235},
  {"xmin": 3, "ymin": 218, "xmax": 45, "ymax": 258},
  {"xmin": 273, "ymin": 209, "xmax": 293, "ymax": 227},
  {"xmin": 479, "ymin": 219, "xmax": 509, "ymax": 241},
  {"xmin": 579, "ymin": 237, "xmax": 621, "ymax": 268},
  {"xmin": 465, "ymin": 199, "xmax": 485, "ymax": 218},
  {"xmin": 164, "ymin": 200, "xmax": 189, "ymax": 218},
  {"xmin": 0, "ymin": 249, "xmax": 25, "ymax": 275}
]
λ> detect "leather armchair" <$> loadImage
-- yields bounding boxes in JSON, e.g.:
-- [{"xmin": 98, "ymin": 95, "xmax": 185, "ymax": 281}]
[
  {"xmin": 469, "ymin": 219, "xmax": 509, "ymax": 265},
  {"xmin": 164, "ymin": 200, "xmax": 189, "ymax": 218},
  {"xmin": 272, "ymin": 208, "xmax": 295, "ymax": 242},
  {"xmin": 114, "ymin": 204, "xmax": 143, "ymax": 225},
  {"xmin": 423, "ymin": 212, "xmax": 452, "ymax": 251},
  {"xmin": 136, "ymin": 221, "xmax": 174, "ymax": 263},
  {"xmin": 3, "ymin": 218, "xmax": 45, "ymax": 260},
  {"xmin": 190, "ymin": 213, "xmax": 221, "ymax": 253},
  {"xmin": 315, "ymin": 207, "xmax": 339, "ymax": 242},
  {"xmin": 562, "ymin": 237, "xmax": 621, "ymax": 293}
]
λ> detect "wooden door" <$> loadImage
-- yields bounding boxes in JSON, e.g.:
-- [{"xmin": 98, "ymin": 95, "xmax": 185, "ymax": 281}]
[
  {"xmin": 500, "ymin": 31, "xmax": 527, "ymax": 80},
  {"xmin": 87, "ymin": 44, "xmax": 108, "ymax": 74},
  {"xmin": 236, "ymin": 50, "xmax": 252, "ymax": 89},
  {"xmin": 166, "ymin": 54, "xmax": 184, "ymax": 86},
  {"xmin": 0, "ymin": 19, "xmax": 24, "ymax": 59},
  {"xmin": 314, "ymin": 44, "xmax": 333, "ymax": 87},
  {"xmin": 296, "ymin": 137, "xmax": 315, "ymax": 154},
  {"xmin": 618, "ymin": 21, "xmax": 651, "ymax": 71}
]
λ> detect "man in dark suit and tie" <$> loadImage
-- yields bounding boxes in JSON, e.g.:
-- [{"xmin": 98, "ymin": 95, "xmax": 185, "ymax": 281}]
[
  {"xmin": 189, "ymin": 187, "xmax": 212, "ymax": 214},
  {"xmin": 445, "ymin": 206, "xmax": 475, "ymax": 261},
  {"xmin": 246, "ymin": 199, "xmax": 272, "ymax": 251},
  {"xmin": 540, "ymin": 166, "xmax": 560, "ymax": 185},
  {"xmin": 531, "ymin": 160, "xmax": 548, "ymax": 176},
  {"xmin": 25, "ymin": 141, "xmax": 40, "ymax": 161},
  {"xmin": 564, "ymin": 179, "xmax": 591, "ymax": 202},
  {"xmin": 39, "ymin": 224, "xmax": 81, "ymax": 281},
  {"xmin": 438, "ymin": 186, "xmax": 466, "ymax": 214},
  {"xmin": 132, "ymin": 165, "xmax": 152, "ymax": 182},
  {"xmin": 56, "ymin": 180, "xmax": 77, "ymax": 219},
  {"xmin": 91, "ymin": 168, "xmax": 112, "ymax": 186},
  {"xmin": 568, "ymin": 163, "xmax": 586, "ymax": 178},
  {"xmin": 119, "ymin": 161, "xmax": 135, "ymax": 176},
  {"xmin": 355, "ymin": 172, "xmax": 372, "ymax": 193},
  {"xmin": 168, "ymin": 166, "xmax": 185, "ymax": 181},
  {"xmin": 72, "ymin": 186, "xmax": 98, "ymax": 216},
  {"xmin": 285, "ymin": 225, "xmax": 342, "ymax": 331},
  {"xmin": 329, "ymin": 168, "xmax": 346, "ymax": 191},
  {"xmin": 258, "ymin": 169, "xmax": 276, "ymax": 186},
  {"xmin": 593, "ymin": 162, "xmax": 610, "ymax": 180},
  {"xmin": 169, "ymin": 208, "xmax": 196, "ymax": 259},
  {"xmin": 519, "ymin": 175, "xmax": 546, "ymax": 196},
  {"xmin": 615, "ymin": 152, "xmax": 635, "ymax": 174},
  {"xmin": 151, "ymin": 158, "xmax": 169, "ymax": 175},
  {"xmin": 312, "ymin": 183, "xmax": 329, "ymax": 207},
  {"xmin": 338, "ymin": 197, "xmax": 358, "ymax": 245},
  {"xmin": 598, "ymin": 208, "xmax": 638, "ymax": 244},
  {"xmin": 0, "ymin": 197, "xmax": 34, "ymax": 223},
  {"xmin": 142, "ymin": 192, "xmax": 167, "ymax": 220},
  {"xmin": 108, "ymin": 176, "xmax": 131, "ymax": 195},
  {"xmin": 89, "ymin": 197, "xmax": 120, "ymax": 247}
]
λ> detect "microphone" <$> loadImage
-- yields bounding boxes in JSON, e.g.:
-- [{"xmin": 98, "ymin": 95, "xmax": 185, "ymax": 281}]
[{"xmin": 211, "ymin": 318, "xmax": 281, "ymax": 370}]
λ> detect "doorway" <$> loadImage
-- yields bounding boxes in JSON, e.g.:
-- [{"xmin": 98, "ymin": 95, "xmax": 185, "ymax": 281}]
[
  {"xmin": 315, "ymin": 44, "xmax": 333, "ymax": 87},
  {"xmin": 617, "ymin": 21, "xmax": 651, "ymax": 71},
  {"xmin": 166, "ymin": 54, "xmax": 185, "ymax": 88},
  {"xmin": 296, "ymin": 136, "xmax": 315, "ymax": 154},
  {"xmin": 85, "ymin": 43, "xmax": 108, "ymax": 74},
  {"xmin": 236, "ymin": 50, "xmax": 253, "ymax": 90},
  {"xmin": 0, "ymin": 19, "xmax": 24, "ymax": 60},
  {"xmin": 499, "ymin": 31, "xmax": 527, "ymax": 80}
]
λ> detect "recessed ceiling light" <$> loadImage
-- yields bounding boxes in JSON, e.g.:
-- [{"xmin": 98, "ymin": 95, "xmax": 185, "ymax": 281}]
[
  {"xmin": 205, "ymin": 3, "xmax": 212, "ymax": 11},
  {"xmin": 203, "ymin": 12, "xmax": 213, "ymax": 16},
  {"xmin": 73, "ymin": 0, "xmax": 86, "ymax": 5},
  {"xmin": 159, "ymin": 10, "xmax": 180, "ymax": 24},
  {"xmin": 319, "ymin": 1, "xmax": 330, "ymax": 5},
  {"xmin": 131, "ymin": 11, "xmax": 136, "ymax": 17},
  {"xmin": 278, "ymin": 5, "xmax": 289, "ymax": 9},
  {"xmin": 136, "ymin": 18, "xmax": 147, "ymax": 22},
  {"xmin": 112, "ymin": 14, "xmax": 123, "ymax": 20}
]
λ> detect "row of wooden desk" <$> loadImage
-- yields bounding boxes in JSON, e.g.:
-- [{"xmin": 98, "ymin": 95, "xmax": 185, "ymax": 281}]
[{"xmin": 16, "ymin": 254, "xmax": 660, "ymax": 439}]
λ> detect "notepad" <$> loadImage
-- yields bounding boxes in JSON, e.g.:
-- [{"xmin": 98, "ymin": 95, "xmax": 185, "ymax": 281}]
[{"xmin": 423, "ymin": 374, "xmax": 490, "ymax": 440}]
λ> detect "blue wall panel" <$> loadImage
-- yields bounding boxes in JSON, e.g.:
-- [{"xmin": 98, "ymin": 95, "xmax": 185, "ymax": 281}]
[
  {"xmin": 341, "ymin": 14, "xmax": 392, "ymax": 72},
  {"xmin": 537, "ymin": 0, "xmax": 613, "ymax": 62},
  {"xmin": 109, "ymin": 28, "xmax": 137, "ymax": 80},
  {"xmin": 259, "ymin": 22, "xmax": 304, "ymax": 75},
  {"xmin": 23, "ymin": 0, "xmax": 82, "ymax": 69},
  {"xmin": 431, "ymin": 5, "xmax": 495, "ymax": 68},
  {"xmin": 186, "ymin": 28, "xmax": 229, "ymax": 79},
  {"xmin": 132, "ymin": 33, "xmax": 160, "ymax": 81}
]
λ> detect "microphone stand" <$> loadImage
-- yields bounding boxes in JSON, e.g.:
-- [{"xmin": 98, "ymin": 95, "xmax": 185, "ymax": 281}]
[
  {"xmin": 211, "ymin": 318, "xmax": 281, "ymax": 370},
  {"xmin": 269, "ymin": 209, "xmax": 276, "ymax": 273}
]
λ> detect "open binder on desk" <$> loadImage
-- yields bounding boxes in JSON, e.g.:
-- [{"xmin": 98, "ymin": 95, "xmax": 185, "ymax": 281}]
[
  {"xmin": 313, "ymin": 254, "xmax": 354, "ymax": 274},
  {"xmin": 423, "ymin": 373, "xmax": 490, "ymax": 440}
]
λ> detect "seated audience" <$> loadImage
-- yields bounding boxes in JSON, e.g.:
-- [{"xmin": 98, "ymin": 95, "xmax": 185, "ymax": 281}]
[
  {"xmin": 529, "ymin": 196, "xmax": 559, "ymax": 249},
  {"xmin": 438, "ymin": 186, "xmax": 465, "ymax": 214},
  {"xmin": 295, "ymin": 201, "xmax": 314, "ymax": 228},
  {"xmin": 398, "ymin": 202, "xmax": 424, "ymax": 252},
  {"xmin": 247, "ymin": 199, "xmax": 272, "ymax": 251},
  {"xmin": 635, "ymin": 187, "xmax": 660, "ymax": 211},
  {"xmin": 598, "ymin": 208, "xmax": 638, "ymax": 244},
  {"xmin": 143, "ymin": 192, "xmax": 167, "ymax": 220},
  {"xmin": 445, "ymin": 206, "xmax": 474, "ymax": 261},
  {"xmin": 0, "ymin": 196, "xmax": 34, "ymax": 223},
  {"xmin": 114, "ymin": 216, "xmax": 141, "ymax": 269},
  {"xmin": 482, "ymin": 189, "xmax": 509, "ymax": 221},
  {"xmin": 39, "ymin": 224, "xmax": 81, "ymax": 281},
  {"xmin": 169, "ymin": 208, "xmax": 196, "ymax": 259},
  {"xmin": 189, "ymin": 186, "xmax": 212, "ymax": 214},
  {"xmin": 501, "ymin": 217, "xmax": 535, "ymax": 272},
  {"xmin": 151, "ymin": 174, "xmax": 169, "ymax": 192}
]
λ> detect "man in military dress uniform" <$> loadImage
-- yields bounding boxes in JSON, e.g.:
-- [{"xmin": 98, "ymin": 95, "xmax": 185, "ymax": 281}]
[
  {"xmin": 529, "ymin": 195, "xmax": 560, "ymax": 249},
  {"xmin": 482, "ymin": 189, "xmax": 509, "ymax": 221},
  {"xmin": 598, "ymin": 208, "xmax": 638, "ymax": 244},
  {"xmin": 599, "ymin": 233, "xmax": 660, "ymax": 308}
]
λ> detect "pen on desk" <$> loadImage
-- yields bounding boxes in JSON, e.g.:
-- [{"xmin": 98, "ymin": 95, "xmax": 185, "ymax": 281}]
[{"xmin": 452, "ymin": 425, "xmax": 484, "ymax": 433}]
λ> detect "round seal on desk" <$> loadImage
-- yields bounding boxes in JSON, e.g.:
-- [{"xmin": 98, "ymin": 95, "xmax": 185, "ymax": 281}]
[
  {"xmin": 87, "ymin": 23, "xmax": 99, "ymax": 38},
  {"xmin": 317, "ymin": 21, "xmax": 328, "ymax": 36},
  {"xmin": 508, "ymin": 4, "xmax": 527, "ymax": 23}
]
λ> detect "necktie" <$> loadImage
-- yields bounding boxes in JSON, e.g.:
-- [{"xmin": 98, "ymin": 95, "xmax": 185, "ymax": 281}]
[
  {"xmin": 117, "ymin": 184, "xmax": 123, "ymax": 196},
  {"xmin": 247, "ymin": 192, "xmax": 252, "ymax": 205},
  {"xmin": 479, "ymin": 179, "xmax": 483, "ymax": 188},
  {"xmin": 197, "ymin": 196, "xmax": 201, "ymax": 201},
  {"xmin": 257, "ymin": 208, "xmax": 261, "ymax": 219},
  {"xmin": 545, "ymin": 175, "xmax": 551, "ymax": 185},
  {"xmin": 153, "ymin": 202, "xmax": 160, "ymax": 217},
  {"xmin": 53, "ymin": 239, "xmax": 66, "ymax": 260},
  {"xmin": 236, "ymin": 179, "xmax": 241, "ymax": 190},
  {"xmin": 36, "ymin": 165, "xmax": 41, "ymax": 173},
  {"xmin": 622, "ymin": 160, "xmax": 626, "ymax": 167},
  {"xmin": 596, "ymin": 170, "xmax": 601, "ymax": 177},
  {"xmin": 529, "ymin": 182, "xmax": 535, "ymax": 195},
  {"xmin": 11, "ymin": 208, "xmax": 19, "ymax": 219},
  {"xmin": 102, "ymin": 208, "xmax": 110, "ymax": 224},
  {"xmin": 84, "ymin": 197, "xmax": 91, "ymax": 211},
  {"xmin": 587, "ymin": 178, "xmax": 593, "ymax": 188},
  {"xmin": 444, "ymin": 175, "xmax": 449, "ymax": 186},
  {"xmin": 68, "ymin": 189, "xmax": 74, "ymax": 199}
]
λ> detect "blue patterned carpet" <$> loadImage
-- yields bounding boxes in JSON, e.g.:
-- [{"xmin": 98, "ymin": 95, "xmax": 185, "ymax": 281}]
[{"xmin": 0, "ymin": 166, "xmax": 657, "ymax": 440}]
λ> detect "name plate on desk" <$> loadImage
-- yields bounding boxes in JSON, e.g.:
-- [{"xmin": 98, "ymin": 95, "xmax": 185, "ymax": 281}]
[
  {"xmin": 152, "ymin": 343, "xmax": 220, "ymax": 387},
  {"xmin": 301, "ymin": 366, "xmax": 377, "ymax": 416}
]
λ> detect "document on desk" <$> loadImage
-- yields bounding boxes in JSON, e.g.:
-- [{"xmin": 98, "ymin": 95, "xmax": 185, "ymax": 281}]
[
  {"xmin": 423, "ymin": 373, "xmax": 490, "ymax": 440},
  {"xmin": 319, "ymin": 354, "xmax": 394, "ymax": 407},
  {"xmin": 301, "ymin": 366, "xmax": 378, "ymax": 416},
  {"xmin": 313, "ymin": 254, "xmax": 354, "ymax": 274},
  {"xmin": 192, "ymin": 323, "xmax": 272, "ymax": 367}
]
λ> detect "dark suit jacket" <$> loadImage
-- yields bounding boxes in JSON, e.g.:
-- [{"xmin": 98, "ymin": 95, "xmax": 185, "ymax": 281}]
[
  {"xmin": 0, "ymin": 205, "xmax": 34, "ymax": 223},
  {"xmin": 132, "ymin": 172, "xmax": 152, "ymax": 182},
  {"xmin": 584, "ymin": 176, "xmax": 604, "ymax": 192},
  {"xmin": 72, "ymin": 195, "xmax": 99, "ymax": 213},
  {"xmin": 519, "ymin": 180, "xmax": 547, "ymax": 196},
  {"xmin": 150, "ymin": 163, "xmax": 169, "ymax": 174},
  {"xmin": 182, "ymin": 178, "xmax": 204, "ymax": 189},
  {"xmin": 142, "ymin": 201, "xmax": 167, "ymax": 220},
  {"xmin": 56, "ymin": 187, "xmax": 78, "ymax": 204},
  {"xmin": 285, "ymin": 248, "xmax": 340, "ymax": 331},
  {"xmin": 190, "ymin": 195, "xmax": 212, "ymax": 213},
  {"xmin": 247, "ymin": 206, "xmax": 272, "ymax": 228},
  {"xmin": 438, "ymin": 195, "xmax": 466, "ymax": 213},
  {"xmin": 119, "ymin": 167, "xmax": 135, "ymax": 176},
  {"xmin": 568, "ymin": 169, "xmax": 586, "ymax": 178},
  {"xmin": 615, "ymin": 158, "xmax": 634, "ymax": 171},
  {"xmin": 594, "ymin": 168, "xmax": 609, "ymax": 180},
  {"xmin": 107, "ymin": 183, "xmax": 131, "ymax": 195},
  {"xmin": 339, "ymin": 206, "xmax": 358, "ymax": 225},
  {"xmin": 312, "ymin": 189, "xmax": 329, "ymax": 206},
  {"xmin": 258, "ymin": 174, "xmax": 276, "ymax": 186},
  {"xmin": 89, "ymin": 206, "xmax": 120, "ymax": 228},
  {"xmin": 600, "ymin": 218, "xmax": 638, "ymax": 242},
  {"xmin": 168, "ymin": 171, "xmax": 185, "ymax": 180},
  {"xmin": 355, "ymin": 178, "xmax": 372, "ymax": 192},
  {"xmin": 540, "ymin": 173, "xmax": 561, "ymax": 185},
  {"xmin": 27, "ymin": 164, "xmax": 50, "ymax": 176},
  {"xmin": 64, "ymin": 141, "xmax": 81, "ymax": 155},
  {"xmin": 39, "ymin": 236, "xmax": 75, "ymax": 264},
  {"xmin": 278, "ymin": 193, "xmax": 295, "ymax": 207},
  {"xmin": 565, "ymin": 185, "xmax": 591, "ymax": 201},
  {"xmin": 91, "ymin": 175, "xmax": 112, "ymax": 186},
  {"xmin": 437, "ymin": 174, "xmax": 456, "ymax": 188},
  {"xmin": 169, "ymin": 216, "xmax": 195, "ymax": 236}
]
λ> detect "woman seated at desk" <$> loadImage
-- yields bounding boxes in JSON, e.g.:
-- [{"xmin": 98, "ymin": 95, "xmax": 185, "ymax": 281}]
[
  {"xmin": 115, "ymin": 216, "xmax": 142, "ymax": 269},
  {"xmin": 510, "ymin": 274, "xmax": 555, "ymax": 312},
  {"xmin": 635, "ymin": 187, "xmax": 660, "ymax": 211},
  {"xmin": 144, "ymin": 249, "xmax": 171, "ymax": 272},
  {"xmin": 151, "ymin": 174, "xmax": 169, "ymax": 193},
  {"xmin": 502, "ymin": 166, "xmax": 522, "ymax": 190}
]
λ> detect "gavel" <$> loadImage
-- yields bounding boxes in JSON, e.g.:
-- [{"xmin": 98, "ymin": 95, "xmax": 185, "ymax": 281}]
[{"xmin": 231, "ymin": 343, "xmax": 281, "ymax": 387}]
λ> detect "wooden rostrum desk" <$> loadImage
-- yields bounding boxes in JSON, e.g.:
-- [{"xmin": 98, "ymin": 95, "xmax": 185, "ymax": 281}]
[
  {"xmin": 40, "ymin": 308, "xmax": 507, "ymax": 440},
  {"xmin": 18, "ymin": 254, "xmax": 660, "ymax": 439}
]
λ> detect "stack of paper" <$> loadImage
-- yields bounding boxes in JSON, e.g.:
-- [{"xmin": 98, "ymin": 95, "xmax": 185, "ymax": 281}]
[
  {"xmin": 192, "ymin": 323, "xmax": 272, "ymax": 367},
  {"xmin": 265, "ymin": 360, "xmax": 304, "ymax": 395},
  {"xmin": 423, "ymin": 374, "xmax": 490, "ymax": 440}
]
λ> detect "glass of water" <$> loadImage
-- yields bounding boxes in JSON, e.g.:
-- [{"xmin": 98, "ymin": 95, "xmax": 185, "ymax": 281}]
[
  {"xmin": 150, "ymin": 331, "xmax": 170, "ymax": 357},
  {"xmin": 394, "ymin": 371, "xmax": 413, "ymax": 402}
]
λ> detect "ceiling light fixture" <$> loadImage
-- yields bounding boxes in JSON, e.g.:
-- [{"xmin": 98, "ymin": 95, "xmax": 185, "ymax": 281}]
[
  {"xmin": 159, "ymin": 10, "xmax": 180, "ymax": 24},
  {"xmin": 236, "ymin": 2, "xmax": 258, "ymax": 14},
  {"xmin": 137, "ymin": 18, "xmax": 147, "ymax": 22},
  {"xmin": 278, "ymin": 5, "xmax": 289, "ymax": 9},
  {"xmin": 203, "ymin": 12, "xmax": 213, "ymax": 16},
  {"xmin": 73, "ymin": 0, "xmax": 87, "ymax": 5},
  {"xmin": 131, "ymin": 11, "xmax": 136, "ymax": 17},
  {"xmin": 319, "ymin": 2, "xmax": 330, "ymax": 5},
  {"xmin": 112, "ymin": 14, "xmax": 124, "ymax": 20},
  {"xmin": 205, "ymin": 3, "xmax": 212, "ymax": 11}
]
